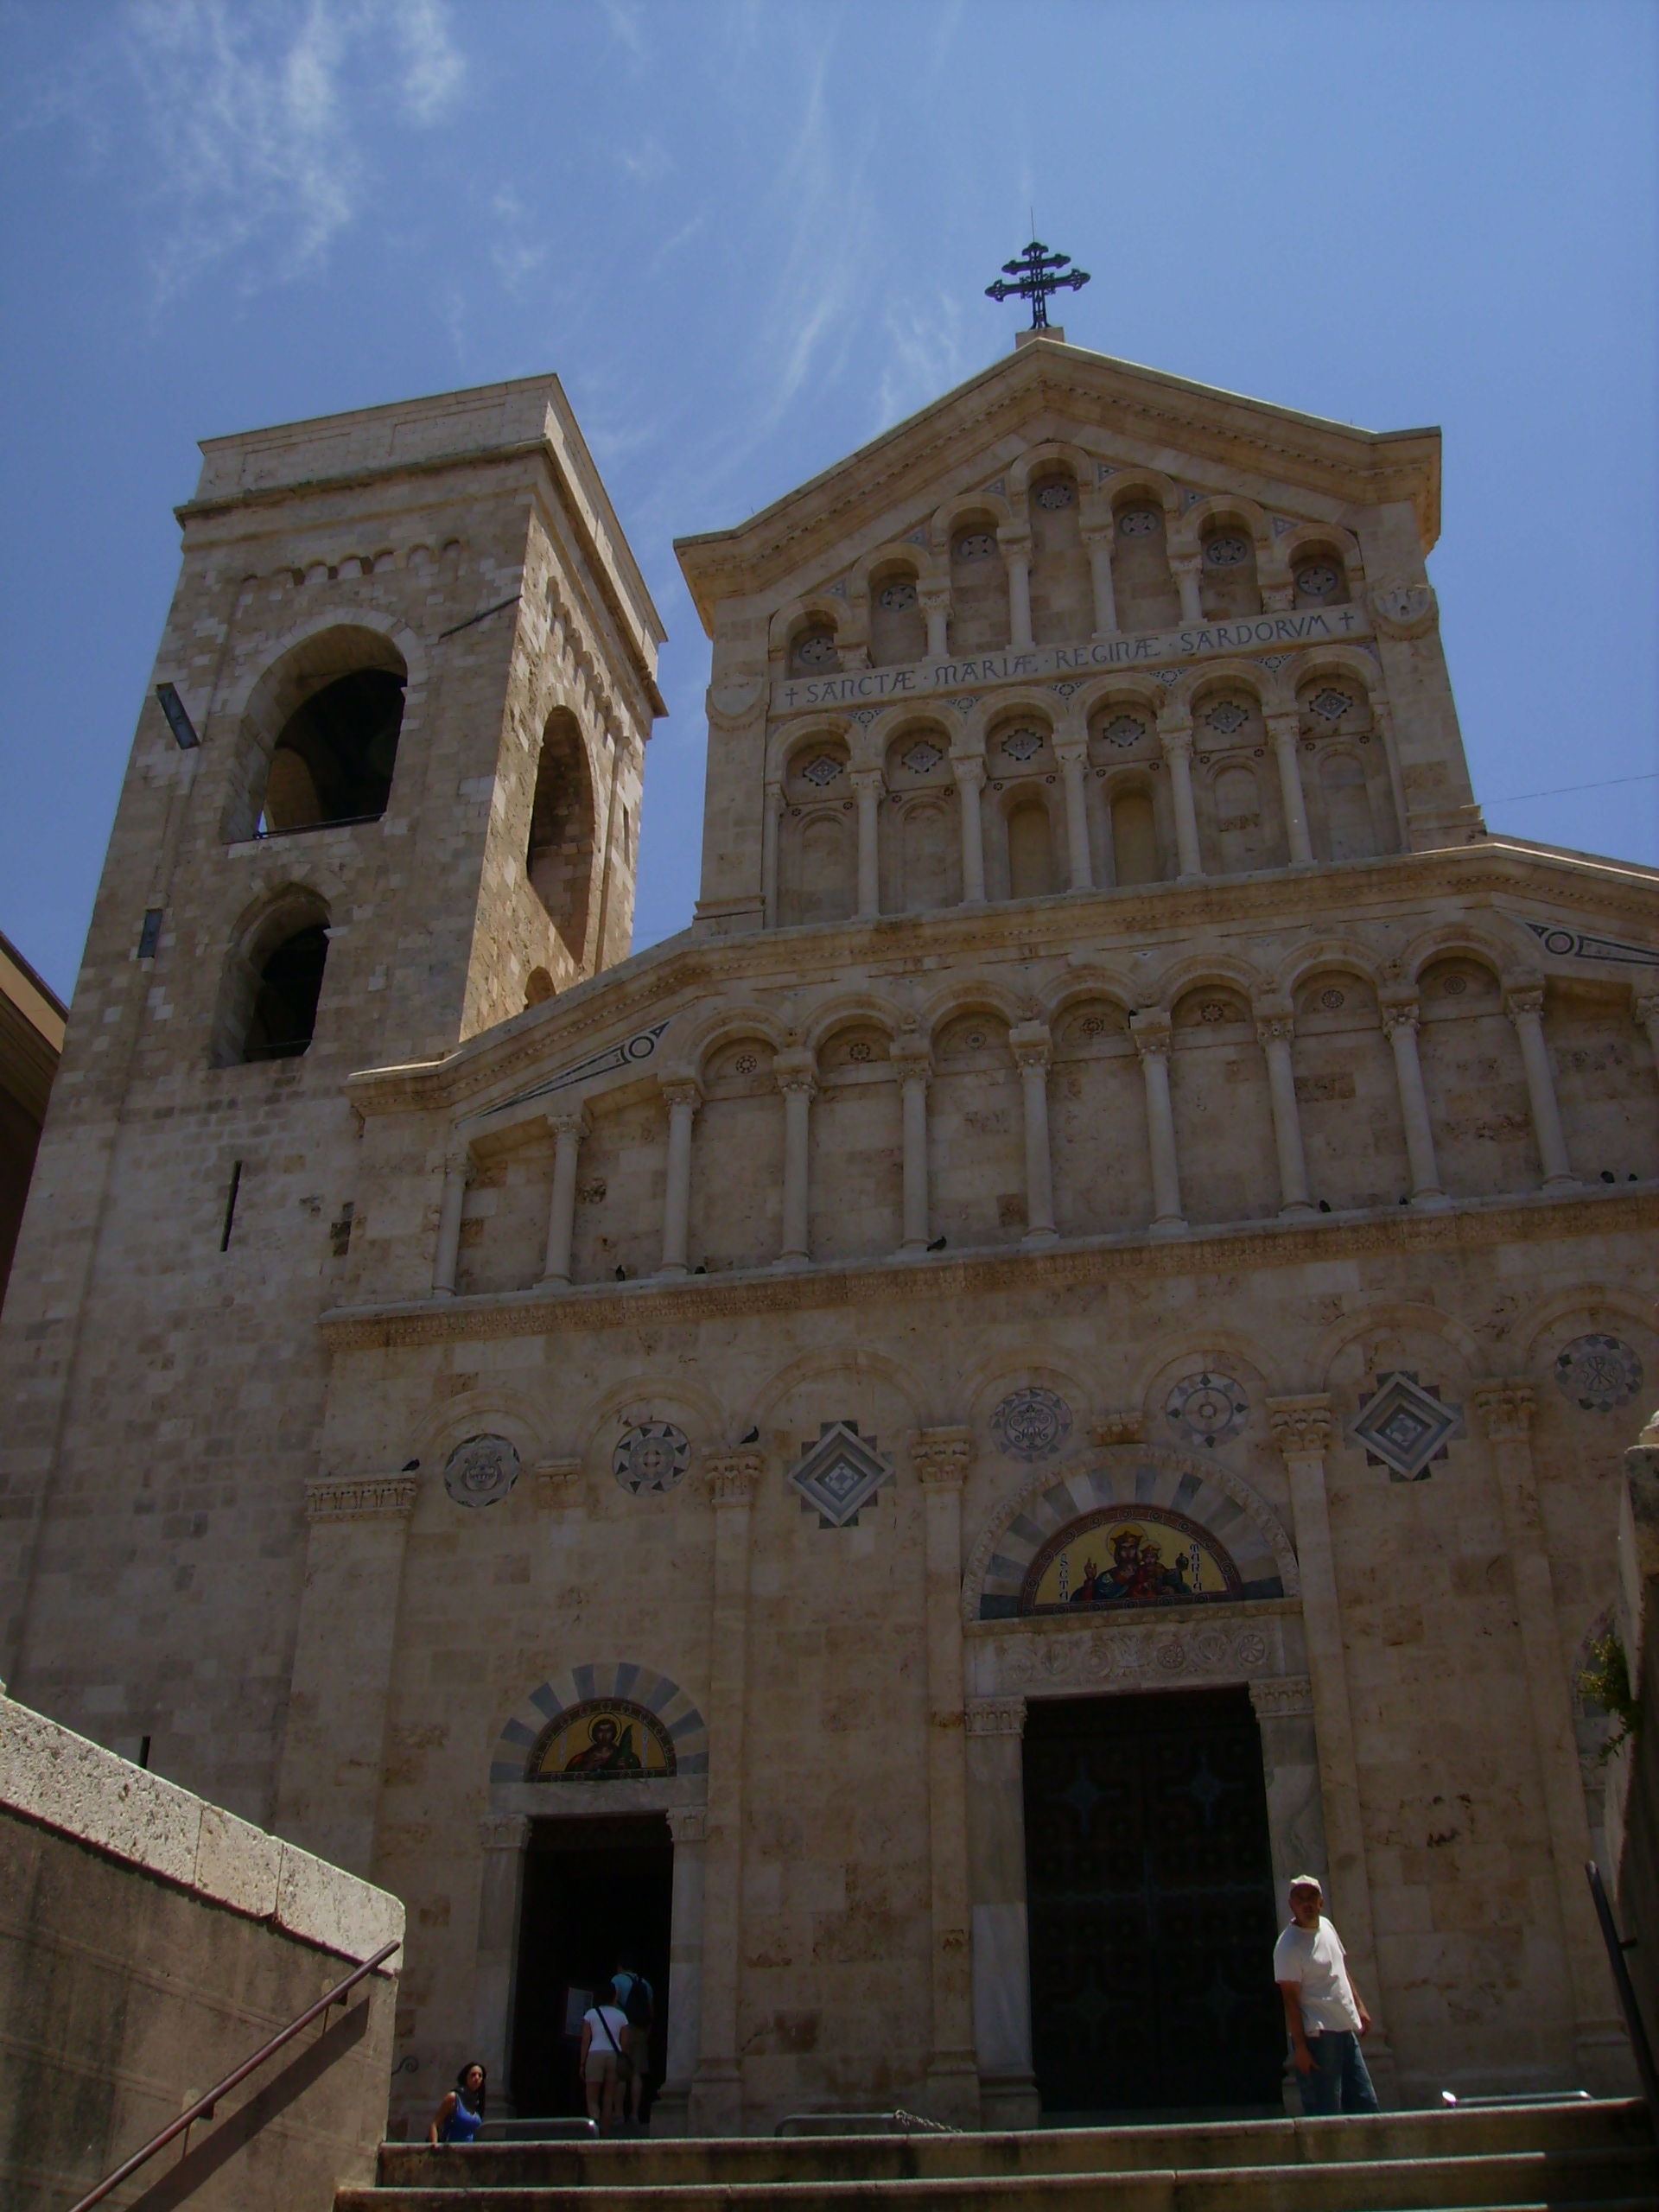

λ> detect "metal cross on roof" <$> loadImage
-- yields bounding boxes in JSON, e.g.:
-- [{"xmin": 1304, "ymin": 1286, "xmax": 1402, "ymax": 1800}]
[{"xmin": 985, "ymin": 239, "xmax": 1090, "ymax": 330}]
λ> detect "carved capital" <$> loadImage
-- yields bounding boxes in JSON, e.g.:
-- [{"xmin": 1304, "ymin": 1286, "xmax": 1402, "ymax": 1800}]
[
  {"xmin": 1090, "ymin": 1410, "xmax": 1145, "ymax": 1446},
  {"xmin": 546, "ymin": 1106, "xmax": 591, "ymax": 1143},
  {"xmin": 1505, "ymin": 985, "xmax": 1545, "ymax": 1024},
  {"xmin": 1167, "ymin": 551, "xmax": 1202, "ymax": 579},
  {"xmin": 1054, "ymin": 737, "xmax": 1090, "ymax": 769},
  {"xmin": 1249, "ymin": 1674, "xmax": 1314, "ymax": 1719},
  {"xmin": 850, "ymin": 766, "xmax": 886, "ymax": 797},
  {"xmin": 1266, "ymin": 1394, "xmax": 1334, "ymax": 1462},
  {"xmin": 965, "ymin": 1695, "xmax": 1027, "ymax": 1738},
  {"xmin": 773, "ymin": 1047, "xmax": 818, "ymax": 1099},
  {"xmin": 1261, "ymin": 582, "xmax": 1295, "ymax": 613},
  {"xmin": 1267, "ymin": 711, "xmax": 1301, "ymax": 747},
  {"xmin": 1008, "ymin": 1020, "xmax": 1052, "ymax": 1072},
  {"xmin": 660, "ymin": 1077, "xmax": 703, "ymax": 1116},
  {"xmin": 1472, "ymin": 1377, "xmax": 1535, "ymax": 1442},
  {"xmin": 306, "ymin": 1473, "xmax": 418, "ymax": 1522},
  {"xmin": 666, "ymin": 1804, "xmax": 708, "ymax": 1845},
  {"xmin": 1255, "ymin": 1015, "xmax": 1295, "ymax": 1051},
  {"xmin": 479, "ymin": 1812, "xmax": 531, "ymax": 1853},
  {"xmin": 918, "ymin": 586, "xmax": 950, "ymax": 614},
  {"xmin": 1379, "ymin": 998, "xmax": 1421, "ymax": 1041},
  {"xmin": 533, "ymin": 1459, "xmax": 582, "ymax": 1508},
  {"xmin": 443, "ymin": 1141, "xmax": 474, "ymax": 1181},
  {"xmin": 892, "ymin": 1046, "xmax": 932, "ymax": 1088},
  {"xmin": 704, "ymin": 1452, "xmax": 763, "ymax": 1508},
  {"xmin": 912, "ymin": 1425, "xmax": 974, "ymax": 1486},
  {"xmin": 950, "ymin": 753, "xmax": 987, "ymax": 791},
  {"xmin": 1160, "ymin": 725, "xmax": 1194, "ymax": 763},
  {"xmin": 1634, "ymin": 992, "xmax": 1659, "ymax": 1031},
  {"xmin": 1130, "ymin": 1011, "xmax": 1173, "ymax": 1059}
]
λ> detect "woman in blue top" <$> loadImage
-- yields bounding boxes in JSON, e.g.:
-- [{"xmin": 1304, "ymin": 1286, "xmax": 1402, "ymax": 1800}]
[{"xmin": 429, "ymin": 2061, "xmax": 486, "ymax": 2146}]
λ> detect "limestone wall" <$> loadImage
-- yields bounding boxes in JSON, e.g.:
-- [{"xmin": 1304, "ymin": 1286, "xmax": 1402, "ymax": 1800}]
[{"xmin": 0, "ymin": 1692, "xmax": 402, "ymax": 2211}]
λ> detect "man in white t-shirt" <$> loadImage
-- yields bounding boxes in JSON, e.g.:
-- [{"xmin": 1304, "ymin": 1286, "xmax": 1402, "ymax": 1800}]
[{"xmin": 1272, "ymin": 1873, "xmax": 1379, "ymax": 2115}]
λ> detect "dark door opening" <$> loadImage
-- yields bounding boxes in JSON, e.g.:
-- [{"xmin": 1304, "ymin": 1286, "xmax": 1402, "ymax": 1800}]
[
  {"xmin": 509, "ymin": 1815, "xmax": 673, "ymax": 2118},
  {"xmin": 1023, "ymin": 1685, "xmax": 1282, "ymax": 2120}
]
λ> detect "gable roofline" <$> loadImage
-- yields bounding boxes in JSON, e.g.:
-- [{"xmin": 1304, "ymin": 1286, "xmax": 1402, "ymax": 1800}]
[{"xmin": 675, "ymin": 335, "xmax": 1440, "ymax": 633}]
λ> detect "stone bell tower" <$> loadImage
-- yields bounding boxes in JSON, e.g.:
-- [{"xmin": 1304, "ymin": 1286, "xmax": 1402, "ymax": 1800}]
[{"xmin": 0, "ymin": 376, "xmax": 663, "ymax": 1818}]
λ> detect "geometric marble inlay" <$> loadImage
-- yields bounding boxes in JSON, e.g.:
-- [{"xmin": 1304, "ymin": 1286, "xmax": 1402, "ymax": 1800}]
[
  {"xmin": 1554, "ymin": 1333, "xmax": 1643, "ymax": 1414},
  {"xmin": 1165, "ymin": 1370, "xmax": 1249, "ymax": 1449},
  {"xmin": 789, "ymin": 1419, "xmax": 892, "ymax": 1528},
  {"xmin": 990, "ymin": 1385, "xmax": 1072, "ymax": 1462},
  {"xmin": 1349, "ymin": 1370, "xmax": 1465, "ymax": 1482},
  {"xmin": 443, "ymin": 1433, "xmax": 520, "ymax": 1509},
  {"xmin": 613, "ymin": 1421, "xmax": 692, "ymax": 1496}
]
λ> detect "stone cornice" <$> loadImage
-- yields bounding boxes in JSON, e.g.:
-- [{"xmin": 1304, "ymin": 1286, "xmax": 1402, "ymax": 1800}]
[
  {"xmin": 318, "ymin": 1185, "xmax": 1657, "ymax": 1354},
  {"xmin": 675, "ymin": 342, "xmax": 1441, "ymax": 627},
  {"xmin": 340, "ymin": 841, "xmax": 1659, "ymax": 1123}
]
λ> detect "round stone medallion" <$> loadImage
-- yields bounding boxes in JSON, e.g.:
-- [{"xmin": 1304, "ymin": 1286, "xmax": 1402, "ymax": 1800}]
[
  {"xmin": 990, "ymin": 1386, "xmax": 1072, "ymax": 1462},
  {"xmin": 444, "ymin": 1433, "xmax": 520, "ymax": 1509},
  {"xmin": 1554, "ymin": 1335, "xmax": 1643, "ymax": 1414},
  {"xmin": 1165, "ymin": 1371, "xmax": 1249, "ymax": 1449},
  {"xmin": 613, "ymin": 1421, "xmax": 692, "ymax": 1496}
]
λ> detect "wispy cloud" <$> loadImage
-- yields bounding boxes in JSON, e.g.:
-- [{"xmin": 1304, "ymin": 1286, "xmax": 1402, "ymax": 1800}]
[
  {"xmin": 115, "ymin": 0, "xmax": 467, "ymax": 299},
  {"xmin": 875, "ymin": 294, "xmax": 970, "ymax": 431},
  {"xmin": 489, "ymin": 186, "xmax": 546, "ymax": 294}
]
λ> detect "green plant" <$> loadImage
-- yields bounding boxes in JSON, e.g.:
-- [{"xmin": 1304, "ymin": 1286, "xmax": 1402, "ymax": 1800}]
[{"xmin": 1579, "ymin": 1631, "xmax": 1642, "ymax": 1760}]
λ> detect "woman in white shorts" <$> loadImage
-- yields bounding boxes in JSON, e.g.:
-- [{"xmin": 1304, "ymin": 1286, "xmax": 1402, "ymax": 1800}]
[{"xmin": 579, "ymin": 1981, "xmax": 631, "ymax": 2133}]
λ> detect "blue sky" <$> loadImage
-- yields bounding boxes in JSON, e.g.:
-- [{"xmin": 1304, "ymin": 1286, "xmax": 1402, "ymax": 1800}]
[{"xmin": 2, "ymin": 0, "xmax": 1655, "ymax": 1002}]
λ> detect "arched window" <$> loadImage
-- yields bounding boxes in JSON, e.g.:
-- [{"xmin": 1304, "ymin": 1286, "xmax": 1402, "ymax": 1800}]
[
  {"xmin": 259, "ymin": 669, "xmax": 404, "ymax": 834},
  {"xmin": 241, "ymin": 921, "xmax": 328, "ymax": 1062},
  {"xmin": 1007, "ymin": 798, "xmax": 1056, "ymax": 899},
  {"xmin": 527, "ymin": 709, "xmax": 596, "ymax": 961},
  {"xmin": 1111, "ymin": 790, "xmax": 1160, "ymax": 885}
]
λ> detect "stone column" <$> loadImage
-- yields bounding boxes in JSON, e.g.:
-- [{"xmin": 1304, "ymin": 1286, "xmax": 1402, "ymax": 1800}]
[
  {"xmin": 1506, "ymin": 986, "xmax": 1578, "ymax": 1191},
  {"xmin": 950, "ymin": 755, "xmax": 988, "ymax": 904},
  {"xmin": 1256, "ymin": 1014, "xmax": 1314, "ymax": 1217},
  {"xmin": 1130, "ymin": 1012, "xmax": 1185, "ymax": 1236},
  {"xmin": 1009, "ymin": 1021, "xmax": 1057, "ymax": 1245},
  {"xmin": 761, "ymin": 779, "xmax": 782, "ymax": 927},
  {"xmin": 658, "ymin": 1078, "xmax": 702, "ymax": 1278},
  {"xmin": 1171, "ymin": 552, "xmax": 1204, "ymax": 625},
  {"xmin": 965, "ymin": 1695, "xmax": 1039, "ymax": 2128},
  {"xmin": 473, "ymin": 1813, "xmax": 531, "ymax": 2108},
  {"xmin": 539, "ymin": 1108, "xmax": 588, "ymax": 1287},
  {"xmin": 893, "ymin": 1046, "xmax": 932, "ymax": 1254},
  {"xmin": 1249, "ymin": 1678, "xmax": 1328, "ymax": 1898},
  {"xmin": 690, "ymin": 1452, "xmax": 762, "ymax": 2135},
  {"xmin": 1379, "ymin": 998, "xmax": 1447, "ymax": 1206},
  {"xmin": 1471, "ymin": 1382, "xmax": 1627, "ymax": 2085},
  {"xmin": 912, "ymin": 1429, "xmax": 980, "ymax": 2125},
  {"xmin": 431, "ymin": 1141, "xmax": 472, "ymax": 1297},
  {"xmin": 654, "ymin": 1803, "xmax": 709, "ymax": 2135},
  {"xmin": 1056, "ymin": 741, "xmax": 1094, "ymax": 893},
  {"xmin": 1266, "ymin": 1397, "xmax": 1395, "ymax": 2103},
  {"xmin": 1268, "ymin": 712, "xmax": 1314, "ymax": 866},
  {"xmin": 1160, "ymin": 723, "xmax": 1203, "ymax": 880},
  {"xmin": 1084, "ymin": 526, "xmax": 1118, "ymax": 638},
  {"xmin": 1635, "ymin": 990, "xmax": 1659, "ymax": 1083},
  {"xmin": 1005, "ymin": 536, "xmax": 1034, "ymax": 651},
  {"xmin": 774, "ymin": 1050, "xmax": 817, "ymax": 1268},
  {"xmin": 852, "ymin": 767, "xmax": 883, "ymax": 919},
  {"xmin": 272, "ymin": 1473, "xmax": 418, "ymax": 1877},
  {"xmin": 920, "ymin": 587, "xmax": 950, "ymax": 662}
]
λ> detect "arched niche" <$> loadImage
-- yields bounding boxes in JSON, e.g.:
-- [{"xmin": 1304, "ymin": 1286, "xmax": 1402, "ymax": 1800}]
[
  {"xmin": 213, "ymin": 884, "xmax": 332, "ymax": 1067},
  {"xmin": 1027, "ymin": 467, "xmax": 1090, "ymax": 644},
  {"xmin": 225, "ymin": 623, "xmax": 410, "ymax": 843},
  {"xmin": 947, "ymin": 510, "xmax": 1009, "ymax": 654},
  {"xmin": 1109, "ymin": 492, "xmax": 1179, "ymax": 632},
  {"xmin": 527, "ymin": 707, "xmax": 598, "ymax": 963}
]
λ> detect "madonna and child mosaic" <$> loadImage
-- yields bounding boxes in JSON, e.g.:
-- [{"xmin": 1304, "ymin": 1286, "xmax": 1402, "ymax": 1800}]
[
  {"xmin": 528, "ymin": 1696, "xmax": 677, "ymax": 1782},
  {"xmin": 1020, "ymin": 1508, "xmax": 1242, "ymax": 1614}
]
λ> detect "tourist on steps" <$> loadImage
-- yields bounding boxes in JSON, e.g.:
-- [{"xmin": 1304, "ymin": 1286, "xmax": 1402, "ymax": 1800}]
[
  {"xmin": 1274, "ymin": 1875, "xmax": 1380, "ymax": 2116},
  {"xmin": 429, "ymin": 2061, "xmax": 487, "ymax": 2146},
  {"xmin": 580, "ymin": 1982, "xmax": 631, "ymax": 2134}
]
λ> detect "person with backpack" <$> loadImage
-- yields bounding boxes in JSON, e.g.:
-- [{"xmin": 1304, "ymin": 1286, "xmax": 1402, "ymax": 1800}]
[
  {"xmin": 611, "ymin": 1958, "xmax": 656, "ymax": 2127},
  {"xmin": 578, "ymin": 1981, "xmax": 630, "ymax": 2133}
]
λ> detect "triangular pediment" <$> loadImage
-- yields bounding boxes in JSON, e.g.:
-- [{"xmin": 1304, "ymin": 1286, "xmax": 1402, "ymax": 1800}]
[{"xmin": 675, "ymin": 336, "xmax": 1440, "ymax": 629}]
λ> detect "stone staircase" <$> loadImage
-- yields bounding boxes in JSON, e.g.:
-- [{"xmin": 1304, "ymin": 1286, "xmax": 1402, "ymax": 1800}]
[{"xmin": 342, "ymin": 2098, "xmax": 1655, "ymax": 2210}]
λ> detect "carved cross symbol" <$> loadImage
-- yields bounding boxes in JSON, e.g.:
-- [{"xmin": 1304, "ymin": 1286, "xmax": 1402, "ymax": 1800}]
[{"xmin": 985, "ymin": 238, "xmax": 1091, "ymax": 329}]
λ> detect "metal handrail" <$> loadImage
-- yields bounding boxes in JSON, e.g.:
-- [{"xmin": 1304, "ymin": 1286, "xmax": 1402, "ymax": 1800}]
[
  {"xmin": 67, "ymin": 1937, "xmax": 401, "ymax": 2212},
  {"xmin": 1586, "ymin": 1860, "xmax": 1658, "ymax": 2113}
]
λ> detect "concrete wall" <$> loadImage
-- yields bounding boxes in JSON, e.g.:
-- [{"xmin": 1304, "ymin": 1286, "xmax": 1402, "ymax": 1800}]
[{"xmin": 0, "ymin": 1693, "xmax": 402, "ymax": 2212}]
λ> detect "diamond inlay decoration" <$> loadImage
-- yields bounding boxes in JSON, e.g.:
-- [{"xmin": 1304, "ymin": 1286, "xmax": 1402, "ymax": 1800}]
[
  {"xmin": 1000, "ymin": 727, "xmax": 1045, "ymax": 762},
  {"xmin": 1204, "ymin": 701, "xmax": 1249, "ymax": 735},
  {"xmin": 1310, "ymin": 688, "xmax": 1355, "ymax": 722},
  {"xmin": 790, "ymin": 1420, "xmax": 893, "ymax": 1528},
  {"xmin": 801, "ymin": 754, "xmax": 844, "ymax": 787},
  {"xmin": 1349, "ymin": 1370, "xmax": 1465, "ymax": 1483},
  {"xmin": 1099, "ymin": 714, "xmax": 1147, "ymax": 747},
  {"xmin": 900, "ymin": 741, "xmax": 944, "ymax": 775}
]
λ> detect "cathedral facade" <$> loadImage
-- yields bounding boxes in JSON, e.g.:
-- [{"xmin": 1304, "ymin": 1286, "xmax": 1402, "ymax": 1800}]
[{"xmin": 2, "ymin": 340, "xmax": 1656, "ymax": 2134}]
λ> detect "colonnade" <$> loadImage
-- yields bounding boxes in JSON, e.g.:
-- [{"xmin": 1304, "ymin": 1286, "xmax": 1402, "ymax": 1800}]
[{"xmin": 428, "ymin": 981, "xmax": 1588, "ymax": 1296}]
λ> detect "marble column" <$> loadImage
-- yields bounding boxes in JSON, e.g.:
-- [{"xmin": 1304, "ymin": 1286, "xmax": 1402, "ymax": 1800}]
[
  {"xmin": 774, "ymin": 1049, "xmax": 817, "ymax": 1268},
  {"xmin": 1160, "ymin": 723, "xmax": 1203, "ymax": 879},
  {"xmin": 1005, "ymin": 537, "xmax": 1033, "ymax": 652},
  {"xmin": 1506, "ymin": 986, "xmax": 1578, "ymax": 1191},
  {"xmin": 539, "ymin": 1107, "xmax": 588, "ymax": 1287},
  {"xmin": 1084, "ymin": 526, "xmax": 1118, "ymax": 638},
  {"xmin": 473, "ymin": 1814, "xmax": 531, "ymax": 2110},
  {"xmin": 1171, "ymin": 552, "xmax": 1204, "ymax": 625},
  {"xmin": 912, "ymin": 1428, "xmax": 980, "ymax": 2125},
  {"xmin": 431, "ymin": 1141, "xmax": 472, "ymax": 1297},
  {"xmin": 1635, "ymin": 990, "xmax": 1659, "ymax": 1086},
  {"xmin": 893, "ymin": 1046, "xmax": 932, "ymax": 1254},
  {"xmin": 1265, "ymin": 1397, "xmax": 1395, "ymax": 2104},
  {"xmin": 1056, "ymin": 741, "xmax": 1094, "ymax": 892},
  {"xmin": 272, "ymin": 1472, "xmax": 419, "ymax": 1877},
  {"xmin": 761, "ymin": 778, "xmax": 782, "ymax": 928},
  {"xmin": 658, "ymin": 1078, "xmax": 702, "ymax": 1278},
  {"xmin": 653, "ymin": 1803, "xmax": 709, "ymax": 2135},
  {"xmin": 1471, "ymin": 1381, "xmax": 1627, "ymax": 2086},
  {"xmin": 1256, "ymin": 1014, "xmax": 1315, "ymax": 1216},
  {"xmin": 852, "ymin": 767, "xmax": 883, "ymax": 919},
  {"xmin": 1249, "ymin": 1677, "xmax": 1328, "ymax": 1897},
  {"xmin": 1380, "ymin": 998, "xmax": 1447, "ymax": 1206},
  {"xmin": 1009, "ymin": 1022, "xmax": 1057, "ymax": 1245},
  {"xmin": 1130, "ymin": 1012, "xmax": 1185, "ymax": 1236},
  {"xmin": 950, "ymin": 755, "xmax": 987, "ymax": 903},
  {"xmin": 965, "ymin": 1695, "xmax": 1039, "ymax": 2128},
  {"xmin": 920, "ymin": 587, "xmax": 950, "ymax": 662},
  {"xmin": 690, "ymin": 1452, "xmax": 761, "ymax": 2135},
  {"xmin": 1267, "ymin": 712, "xmax": 1314, "ymax": 866}
]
